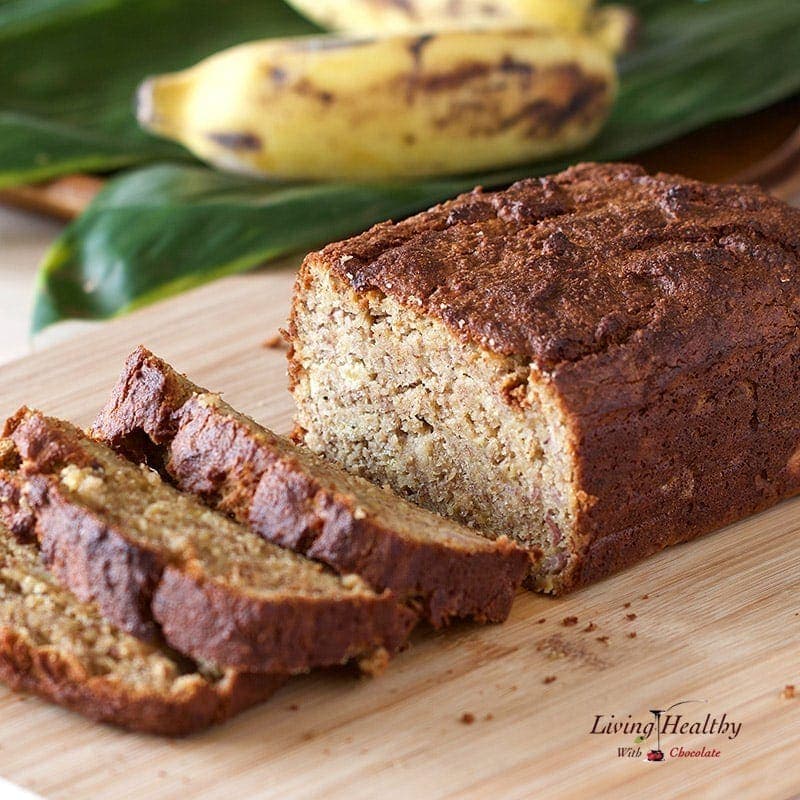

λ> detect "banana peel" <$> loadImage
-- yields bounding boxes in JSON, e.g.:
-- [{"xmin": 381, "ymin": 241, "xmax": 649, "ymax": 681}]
[
  {"xmin": 284, "ymin": 0, "xmax": 595, "ymax": 37},
  {"xmin": 137, "ymin": 28, "xmax": 617, "ymax": 181}
]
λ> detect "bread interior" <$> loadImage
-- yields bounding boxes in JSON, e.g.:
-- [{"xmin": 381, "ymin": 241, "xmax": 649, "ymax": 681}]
[{"xmin": 290, "ymin": 261, "xmax": 578, "ymax": 591}]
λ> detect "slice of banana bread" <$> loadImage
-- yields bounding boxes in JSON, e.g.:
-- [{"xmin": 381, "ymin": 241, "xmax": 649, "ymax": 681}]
[
  {"xmin": 92, "ymin": 347, "xmax": 529, "ymax": 626},
  {"xmin": 0, "ymin": 520, "xmax": 285, "ymax": 736},
  {"xmin": 0, "ymin": 409, "xmax": 415, "ymax": 673},
  {"xmin": 287, "ymin": 162, "xmax": 800, "ymax": 593}
]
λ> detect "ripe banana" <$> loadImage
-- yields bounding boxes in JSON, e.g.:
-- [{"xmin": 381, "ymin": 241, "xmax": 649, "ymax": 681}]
[
  {"xmin": 284, "ymin": 0, "xmax": 637, "ymax": 54},
  {"xmin": 284, "ymin": 0, "xmax": 595, "ymax": 36},
  {"xmin": 137, "ymin": 29, "xmax": 616, "ymax": 181}
]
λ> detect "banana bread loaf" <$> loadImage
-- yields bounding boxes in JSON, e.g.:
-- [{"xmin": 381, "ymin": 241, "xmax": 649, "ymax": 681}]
[
  {"xmin": 92, "ymin": 347, "xmax": 529, "ymax": 625},
  {"xmin": 0, "ymin": 409, "xmax": 415, "ymax": 673},
  {"xmin": 287, "ymin": 162, "xmax": 800, "ymax": 593},
  {"xmin": 0, "ymin": 520, "xmax": 285, "ymax": 736}
]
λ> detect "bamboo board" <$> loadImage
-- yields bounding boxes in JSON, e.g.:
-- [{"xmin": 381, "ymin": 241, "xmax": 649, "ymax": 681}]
[{"xmin": 0, "ymin": 267, "xmax": 799, "ymax": 800}]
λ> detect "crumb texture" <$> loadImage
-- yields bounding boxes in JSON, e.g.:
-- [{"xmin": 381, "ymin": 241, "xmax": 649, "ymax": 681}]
[{"xmin": 0, "ymin": 521, "xmax": 283, "ymax": 735}]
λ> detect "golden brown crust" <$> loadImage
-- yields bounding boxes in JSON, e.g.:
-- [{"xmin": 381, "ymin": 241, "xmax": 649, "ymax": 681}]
[
  {"xmin": 25, "ymin": 473, "xmax": 165, "ymax": 640},
  {"xmin": 92, "ymin": 347, "xmax": 529, "ymax": 625},
  {"xmin": 293, "ymin": 163, "xmax": 800, "ymax": 591},
  {"xmin": 1, "ymin": 410, "xmax": 416, "ymax": 672},
  {"xmin": 154, "ymin": 564, "xmax": 406, "ymax": 668},
  {"xmin": 0, "ymin": 628, "xmax": 285, "ymax": 736}
]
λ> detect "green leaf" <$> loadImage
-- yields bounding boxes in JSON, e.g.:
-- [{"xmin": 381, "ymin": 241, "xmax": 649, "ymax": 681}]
[
  {"xmin": 31, "ymin": 0, "xmax": 800, "ymax": 330},
  {"xmin": 33, "ymin": 167, "xmax": 465, "ymax": 330},
  {"xmin": 0, "ymin": 0, "xmax": 317, "ymax": 188}
]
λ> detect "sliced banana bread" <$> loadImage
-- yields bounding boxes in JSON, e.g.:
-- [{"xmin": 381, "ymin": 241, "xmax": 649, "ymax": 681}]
[
  {"xmin": 287, "ymin": 162, "xmax": 800, "ymax": 593},
  {"xmin": 0, "ymin": 409, "xmax": 415, "ymax": 674},
  {"xmin": 0, "ymin": 520, "xmax": 285, "ymax": 735},
  {"xmin": 92, "ymin": 347, "xmax": 529, "ymax": 626}
]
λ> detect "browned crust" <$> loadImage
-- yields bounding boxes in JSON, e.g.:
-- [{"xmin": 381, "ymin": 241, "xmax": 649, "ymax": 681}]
[
  {"xmin": 153, "ymin": 565, "xmax": 408, "ymax": 668},
  {"xmin": 0, "ymin": 409, "xmax": 416, "ymax": 673},
  {"xmin": 310, "ymin": 162, "xmax": 800, "ymax": 367},
  {"xmin": 24, "ymin": 474, "xmax": 165, "ymax": 641},
  {"xmin": 0, "ymin": 471, "xmax": 35, "ymax": 544},
  {"xmin": 91, "ymin": 349, "xmax": 196, "ymax": 461},
  {"xmin": 290, "ymin": 162, "xmax": 800, "ymax": 593},
  {"xmin": 0, "ymin": 628, "xmax": 285, "ymax": 736},
  {"xmin": 92, "ymin": 347, "xmax": 529, "ymax": 626},
  {"xmin": 559, "ymin": 331, "xmax": 800, "ymax": 592}
]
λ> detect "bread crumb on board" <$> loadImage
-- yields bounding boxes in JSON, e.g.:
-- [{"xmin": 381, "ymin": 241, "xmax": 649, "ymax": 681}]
[
  {"xmin": 782, "ymin": 685, "xmax": 796, "ymax": 700},
  {"xmin": 358, "ymin": 647, "xmax": 390, "ymax": 677},
  {"xmin": 460, "ymin": 712, "xmax": 475, "ymax": 725},
  {"xmin": 543, "ymin": 675, "xmax": 557, "ymax": 684},
  {"xmin": 262, "ymin": 333, "xmax": 287, "ymax": 349},
  {"xmin": 562, "ymin": 616, "xmax": 579, "ymax": 627}
]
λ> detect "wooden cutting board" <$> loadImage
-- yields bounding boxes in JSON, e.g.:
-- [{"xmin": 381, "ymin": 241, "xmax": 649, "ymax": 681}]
[{"xmin": 0, "ymin": 268, "xmax": 799, "ymax": 800}]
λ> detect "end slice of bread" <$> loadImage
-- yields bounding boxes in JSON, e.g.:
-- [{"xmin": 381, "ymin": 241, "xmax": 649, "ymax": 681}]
[
  {"xmin": 92, "ymin": 347, "xmax": 530, "ymax": 626},
  {"xmin": 0, "ymin": 409, "xmax": 416, "ymax": 674},
  {"xmin": 0, "ymin": 521, "xmax": 285, "ymax": 736}
]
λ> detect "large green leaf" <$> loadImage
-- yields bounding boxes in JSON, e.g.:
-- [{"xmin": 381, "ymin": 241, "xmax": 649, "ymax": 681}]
[
  {"xmin": 30, "ymin": 0, "xmax": 800, "ymax": 330},
  {"xmin": 33, "ymin": 168, "xmax": 466, "ymax": 327},
  {"xmin": 0, "ymin": 0, "xmax": 316, "ymax": 188}
]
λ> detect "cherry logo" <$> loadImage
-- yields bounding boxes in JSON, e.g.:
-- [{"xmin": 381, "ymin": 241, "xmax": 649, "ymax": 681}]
[{"xmin": 646, "ymin": 699, "xmax": 707, "ymax": 762}]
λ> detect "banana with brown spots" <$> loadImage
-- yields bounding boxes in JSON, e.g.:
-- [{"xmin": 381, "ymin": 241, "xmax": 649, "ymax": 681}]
[{"xmin": 136, "ymin": 29, "xmax": 617, "ymax": 181}]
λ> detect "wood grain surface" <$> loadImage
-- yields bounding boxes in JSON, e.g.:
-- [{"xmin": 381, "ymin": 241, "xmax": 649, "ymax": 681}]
[{"xmin": 0, "ymin": 267, "xmax": 798, "ymax": 800}]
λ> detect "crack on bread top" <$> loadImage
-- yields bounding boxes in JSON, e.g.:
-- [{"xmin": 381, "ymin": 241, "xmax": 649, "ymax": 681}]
[{"xmin": 314, "ymin": 162, "xmax": 800, "ymax": 370}]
